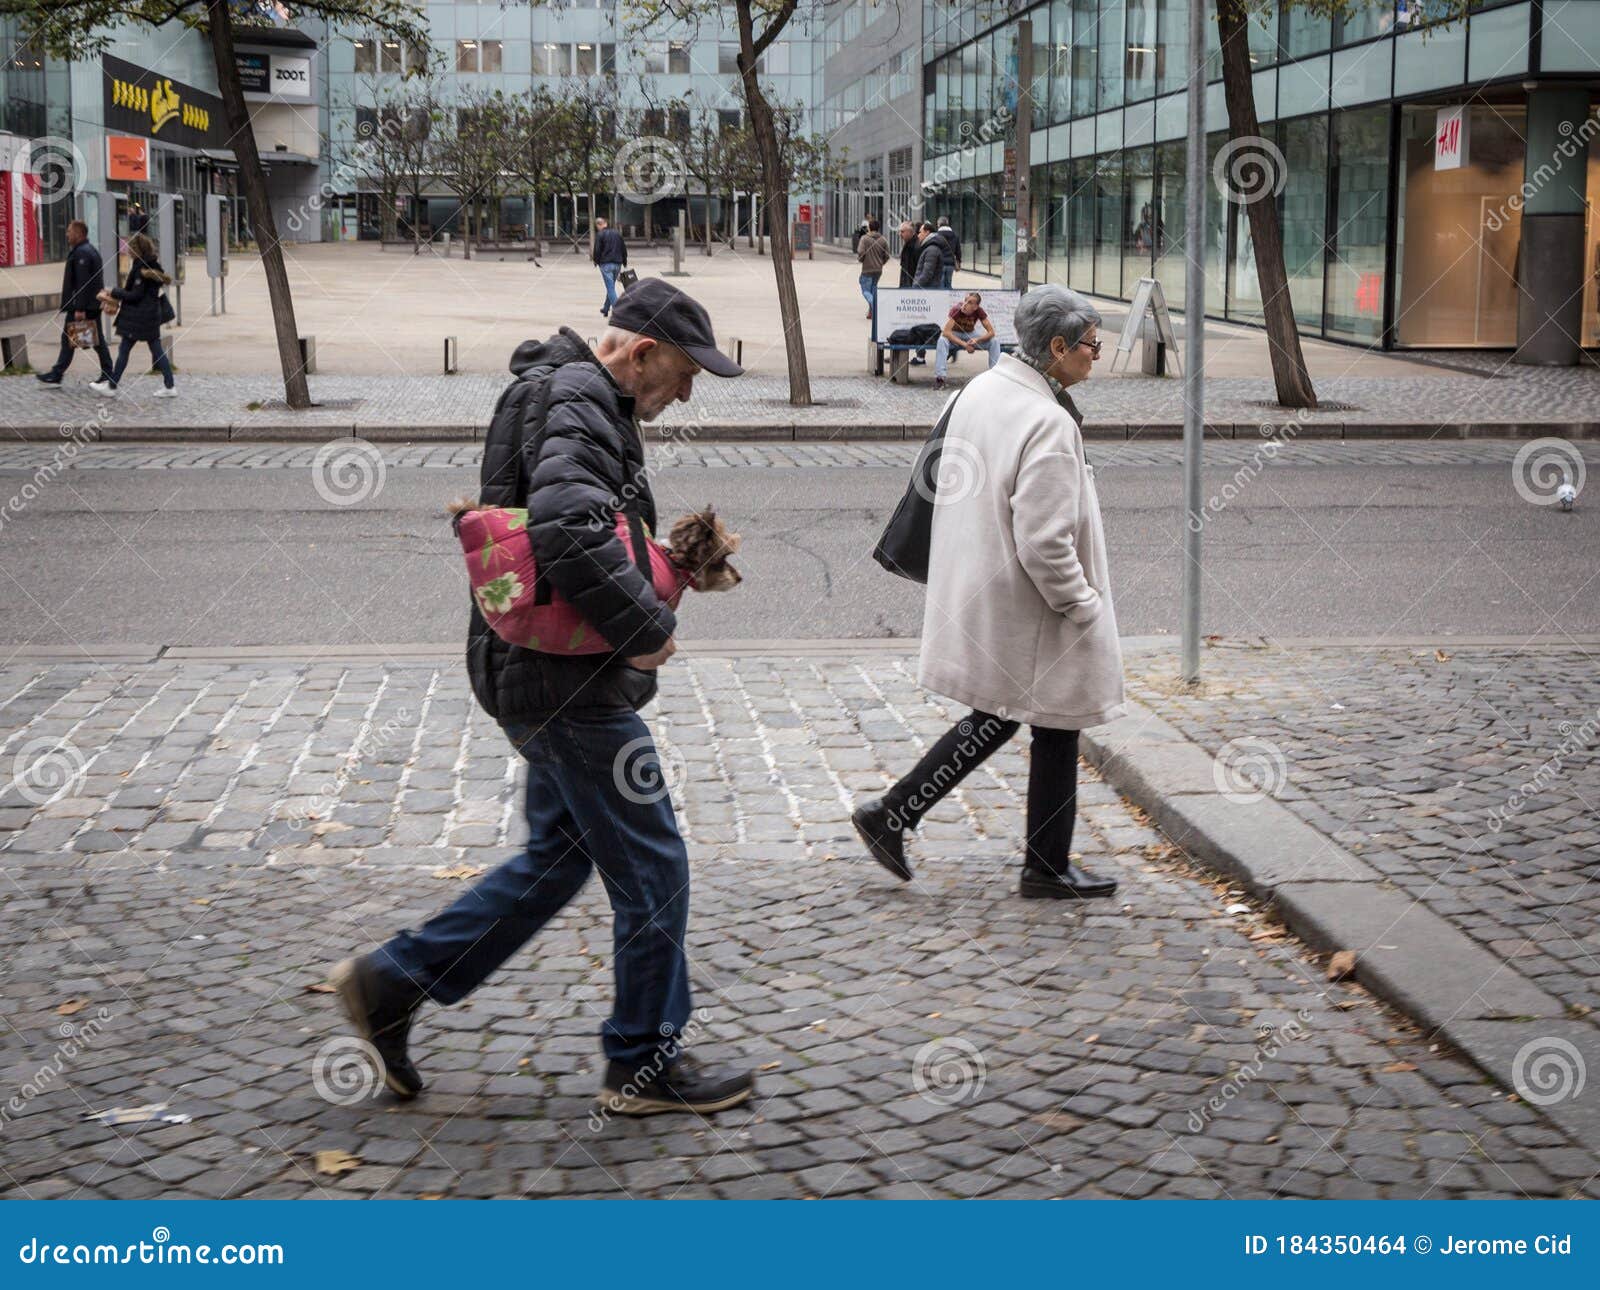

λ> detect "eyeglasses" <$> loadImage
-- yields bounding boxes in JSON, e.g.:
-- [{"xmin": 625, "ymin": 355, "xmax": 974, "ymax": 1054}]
[{"xmin": 1075, "ymin": 338, "xmax": 1103, "ymax": 358}]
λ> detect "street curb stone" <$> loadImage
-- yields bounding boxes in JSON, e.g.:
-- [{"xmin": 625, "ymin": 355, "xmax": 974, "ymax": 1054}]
[{"xmin": 1081, "ymin": 699, "xmax": 1600, "ymax": 1153}]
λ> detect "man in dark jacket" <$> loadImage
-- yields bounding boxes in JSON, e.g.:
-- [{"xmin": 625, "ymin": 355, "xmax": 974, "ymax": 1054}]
[
  {"xmin": 335, "ymin": 279, "xmax": 756, "ymax": 1118},
  {"xmin": 897, "ymin": 219, "xmax": 931, "ymax": 363},
  {"xmin": 37, "ymin": 220, "xmax": 112, "ymax": 386},
  {"xmin": 592, "ymin": 216, "xmax": 627, "ymax": 317},
  {"xmin": 912, "ymin": 222, "xmax": 945, "ymax": 289},
  {"xmin": 936, "ymin": 217, "xmax": 961, "ymax": 290}
]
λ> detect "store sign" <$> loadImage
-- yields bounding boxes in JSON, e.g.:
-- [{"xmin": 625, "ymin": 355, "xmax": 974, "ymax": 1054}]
[
  {"xmin": 0, "ymin": 169, "xmax": 43, "ymax": 268},
  {"xmin": 1435, "ymin": 106, "xmax": 1469, "ymax": 171},
  {"xmin": 103, "ymin": 53, "xmax": 225, "ymax": 150},
  {"xmin": 238, "ymin": 52, "xmax": 312, "ymax": 99},
  {"xmin": 107, "ymin": 135, "xmax": 150, "ymax": 182}
]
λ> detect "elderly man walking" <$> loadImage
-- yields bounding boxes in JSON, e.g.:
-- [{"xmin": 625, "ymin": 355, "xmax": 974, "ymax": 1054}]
[{"xmin": 334, "ymin": 279, "xmax": 755, "ymax": 1117}]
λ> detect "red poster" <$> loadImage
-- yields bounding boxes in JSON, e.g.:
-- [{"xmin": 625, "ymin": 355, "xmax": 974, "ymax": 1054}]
[
  {"xmin": 0, "ymin": 172, "xmax": 12, "ymax": 268},
  {"xmin": 18, "ymin": 170, "xmax": 40, "ymax": 264}
]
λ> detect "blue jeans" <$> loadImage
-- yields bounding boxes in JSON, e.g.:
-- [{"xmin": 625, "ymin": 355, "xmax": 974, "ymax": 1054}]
[
  {"xmin": 599, "ymin": 261, "xmax": 621, "ymax": 314},
  {"xmin": 858, "ymin": 273, "xmax": 878, "ymax": 317},
  {"xmin": 110, "ymin": 334, "xmax": 174, "ymax": 389},
  {"xmin": 940, "ymin": 265, "xmax": 955, "ymax": 290},
  {"xmin": 935, "ymin": 330, "xmax": 1001, "ymax": 378},
  {"xmin": 375, "ymin": 711, "xmax": 692, "ymax": 1069}
]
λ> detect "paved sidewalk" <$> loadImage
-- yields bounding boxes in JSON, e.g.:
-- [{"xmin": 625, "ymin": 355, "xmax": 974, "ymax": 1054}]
[
  {"xmin": 2, "ymin": 652, "xmax": 1595, "ymax": 1198},
  {"xmin": 6, "ymin": 362, "xmax": 1600, "ymax": 442},
  {"xmin": 1122, "ymin": 644, "xmax": 1600, "ymax": 1021}
]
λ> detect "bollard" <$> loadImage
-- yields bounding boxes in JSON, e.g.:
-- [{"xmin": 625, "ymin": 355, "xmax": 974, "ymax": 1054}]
[
  {"xmin": 666, "ymin": 210, "xmax": 689, "ymax": 278},
  {"xmin": 298, "ymin": 335, "xmax": 317, "ymax": 376},
  {"xmin": 443, "ymin": 336, "xmax": 458, "ymax": 375},
  {"xmin": 1, "ymin": 333, "xmax": 30, "ymax": 372}
]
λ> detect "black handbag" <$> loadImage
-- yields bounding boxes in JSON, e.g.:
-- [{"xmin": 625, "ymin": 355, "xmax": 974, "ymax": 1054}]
[
  {"xmin": 872, "ymin": 388, "xmax": 967, "ymax": 584},
  {"xmin": 158, "ymin": 292, "xmax": 175, "ymax": 325},
  {"xmin": 618, "ymin": 268, "xmax": 638, "ymax": 289}
]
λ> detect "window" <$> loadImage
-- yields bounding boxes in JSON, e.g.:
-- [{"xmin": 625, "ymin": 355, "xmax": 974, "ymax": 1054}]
[
  {"xmin": 534, "ymin": 43, "xmax": 568, "ymax": 76},
  {"xmin": 668, "ymin": 41, "xmax": 691, "ymax": 74},
  {"xmin": 456, "ymin": 39, "xmax": 478, "ymax": 73},
  {"xmin": 765, "ymin": 43, "xmax": 789, "ymax": 74},
  {"xmin": 718, "ymin": 42, "xmax": 740, "ymax": 74},
  {"xmin": 602, "ymin": 43, "xmax": 616, "ymax": 76},
  {"xmin": 638, "ymin": 42, "xmax": 667, "ymax": 74},
  {"xmin": 481, "ymin": 39, "xmax": 502, "ymax": 73},
  {"xmin": 718, "ymin": 108, "xmax": 741, "ymax": 133},
  {"xmin": 380, "ymin": 39, "xmax": 402, "ymax": 73},
  {"xmin": 575, "ymin": 42, "xmax": 597, "ymax": 76},
  {"xmin": 353, "ymin": 38, "xmax": 375, "ymax": 74},
  {"xmin": 671, "ymin": 108, "xmax": 691, "ymax": 139}
]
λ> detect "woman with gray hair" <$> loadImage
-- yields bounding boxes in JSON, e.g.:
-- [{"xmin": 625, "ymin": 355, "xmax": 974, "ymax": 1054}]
[{"xmin": 854, "ymin": 285, "xmax": 1125, "ymax": 899}]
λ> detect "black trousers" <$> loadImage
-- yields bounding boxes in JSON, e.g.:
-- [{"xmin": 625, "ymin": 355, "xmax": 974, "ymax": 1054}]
[
  {"xmin": 882, "ymin": 709, "xmax": 1079, "ymax": 873},
  {"xmin": 48, "ymin": 315, "xmax": 113, "ymax": 381}
]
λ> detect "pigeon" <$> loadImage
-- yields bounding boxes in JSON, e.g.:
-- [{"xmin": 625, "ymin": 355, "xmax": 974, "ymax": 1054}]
[{"xmin": 1558, "ymin": 474, "xmax": 1577, "ymax": 511}]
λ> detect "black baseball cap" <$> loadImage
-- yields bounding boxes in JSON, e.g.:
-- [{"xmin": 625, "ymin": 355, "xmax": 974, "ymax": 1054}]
[{"xmin": 608, "ymin": 277, "xmax": 743, "ymax": 377}]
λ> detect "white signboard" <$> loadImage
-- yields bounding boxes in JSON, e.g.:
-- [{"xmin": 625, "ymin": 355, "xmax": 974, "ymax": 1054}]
[
  {"xmin": 1435, "ymin": 106, "xmax": 1468, "ymax": 171},
  {"xmin": 271, "ymin": 55, "xmax": 313, "ymax": 99},
  {"xmin": 874, "ymin": 288, "xmax": 1019, "ymax": 345}
]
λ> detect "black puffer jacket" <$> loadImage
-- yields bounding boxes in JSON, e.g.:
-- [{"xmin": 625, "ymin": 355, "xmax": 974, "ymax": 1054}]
[
  {"xmin": 59, "ymin": 240, "xmax": 105, "ymax": 315},
  {"xmin": 110, "ymin": 257, "xmax": 171, "ymax": 342},
  {"xmin": 466, "ymin": 328, "xmax": 675, "ymax": 720}
]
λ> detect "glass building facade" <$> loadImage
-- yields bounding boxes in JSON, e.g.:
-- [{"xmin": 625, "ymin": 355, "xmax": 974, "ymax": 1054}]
[{"xmin": 909, "ymin": 0, "xmax": 1600, "ymax": 352}]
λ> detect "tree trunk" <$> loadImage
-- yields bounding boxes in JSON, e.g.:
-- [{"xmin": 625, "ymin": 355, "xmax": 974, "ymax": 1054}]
[
  {"xmin": 1217, "ymin": 0, "xmax": 1317, "ymax": 409},
  {"xmin": 736, "ymin": 2, "xmax": 809, "ymax": 405},
  {"xmin": 205, "ymin": 0, "xmax": 310, "ymax": 409}
]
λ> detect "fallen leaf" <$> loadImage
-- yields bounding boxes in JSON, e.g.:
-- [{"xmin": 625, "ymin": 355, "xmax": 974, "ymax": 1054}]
[
  {"xmin": 1327, "ymin": 950, "xmax": 1358, "ymax": 981},
  {"xmin": 758, "ymin": 1060, "xmax": 782, "ymax": 1072},
  {"xmin": 1084, "ymin": 1033, "xmax": 1099, "ymax": 1044},
  {"xmin": 55, "ymin": 998, "xmax": 88, "ymax": 1016},
  {"xmin": 432, "ymin": 864, "xmax": 486, "ymax": 881},
  {"xmin": 311, "ymin": 821, "xmax": 351, "ymax": 838},
  {"xmin": 1032, "ymin": 1110, "xmax": 1086, "ymax": 1132},
  {"xmin": 419, "ymin": 1193, "xmax": 445, "ymax": 1200},
  {"xmin": 1382, "ymin": 1061, "xmax": 1418, "ymax": 1073},
  {"xmin": 192, "ymin": 898, "xmax": 210, "ymax": 906},
  {"xmin": 303, "ymin": 982, "xmax": 336, "ymax": 994},
  {"xmin": 314, "ymin": 1149, "xmax": 362, "ymax": 1176},
  {"xmin": 517, "ymin": 1058, "xmax": 530, "ymax": 1068},
  {"xmin": 1434, "ymin": 648, "xmax": 1452, "ymax": 662},
  {"xmin": 927, "ymin": 1012, "xmax": 942, "ymax": 1019}
]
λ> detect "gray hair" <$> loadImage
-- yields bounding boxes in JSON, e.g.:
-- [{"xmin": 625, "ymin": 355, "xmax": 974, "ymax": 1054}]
[{"xmin": 1013, "ymin": 285, "xmax": 1102, "ymax": 367}]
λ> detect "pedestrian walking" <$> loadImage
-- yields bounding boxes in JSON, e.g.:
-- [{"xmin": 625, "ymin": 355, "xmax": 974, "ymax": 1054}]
[
  {"xmin": 593, "ymin": 216, "xmax": 627, "ymax": 317},
  {"xmin": 854, "ymin": 285, "xmax": 1123, "ymax": 900},
  {"xmin": 897, "ymin": 220, "xmax": 929, "ymax": 364},
  {"xmin": 934, "ymin": 290, "xmax": 1001, "ymax": 389},
  {"xmin": 36, "ymin": 219, "xmax": 112, "ymax": 388},
  {"xmin": 334, "ymin": 279, "xmax": 756, "ymax": 1117},
  {"xmin": 936, "ymin": 217, "xmax": 961, "ymax": 290},
  {"xmin": 912, "ymin": 222, "xmax": 944, "ymax": 288},
  {"xmin": 90, "ymin": 233, "xmax": 175, "ymax": 399},
  {"xmin": 856, "ymin": 217, "xmax": 890, "ymax": 321}
]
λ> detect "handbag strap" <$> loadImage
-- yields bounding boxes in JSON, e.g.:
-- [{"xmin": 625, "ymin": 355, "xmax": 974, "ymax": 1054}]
[{"xmin": 914, "ymin": 385, "xmax": 967, "ymax": 498}]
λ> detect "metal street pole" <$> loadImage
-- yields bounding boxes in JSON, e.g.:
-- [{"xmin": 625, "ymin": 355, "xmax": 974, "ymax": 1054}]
[
  {"xmin": 1002, "ymin": 17, "xmax": 1033, "ymax": 291},
  {"xmin": 1180, "ymin": 0, "xmax": 1207, "ymax": 683}
]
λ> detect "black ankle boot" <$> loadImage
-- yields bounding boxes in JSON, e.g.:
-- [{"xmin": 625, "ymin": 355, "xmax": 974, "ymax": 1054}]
[
  {"xmin": 852, "ymin": 798, "xmax": 911, "ymax": 881},
  {"xmin": 331, "ymin": 955, "xmax": 425, "ymax": 1098},
  {"xmin": 1019, "ymin": 862, "xmax": 1118, "ymax": 900}
]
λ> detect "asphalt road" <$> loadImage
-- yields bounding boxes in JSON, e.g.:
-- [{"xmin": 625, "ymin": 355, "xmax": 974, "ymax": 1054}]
[{"xmin": 2, "ymin": 456, "xmax": 1594, "ymax": 648}]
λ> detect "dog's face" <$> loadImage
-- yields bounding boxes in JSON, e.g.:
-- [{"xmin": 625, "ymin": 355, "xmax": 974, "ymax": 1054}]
[{"xmin": 668, "ymin": 507, "xmax": 741, "ymax": 593}]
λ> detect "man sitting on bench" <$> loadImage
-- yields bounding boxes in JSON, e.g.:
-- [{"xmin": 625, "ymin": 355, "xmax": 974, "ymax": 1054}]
[{"xmin": 935, "ymin": 291, "xmax": 1001, "ymax": 390}]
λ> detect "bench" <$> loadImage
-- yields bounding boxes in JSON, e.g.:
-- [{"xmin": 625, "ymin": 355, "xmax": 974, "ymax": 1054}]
[{"xmin": 869, "ymin": 287, "xmax": 1021, "ymax": 384}]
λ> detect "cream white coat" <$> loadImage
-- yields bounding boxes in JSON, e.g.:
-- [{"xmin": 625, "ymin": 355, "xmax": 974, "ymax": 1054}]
[{"xmin": 918, "ymin": 354, "xmax": 1125, "ymax": 729}]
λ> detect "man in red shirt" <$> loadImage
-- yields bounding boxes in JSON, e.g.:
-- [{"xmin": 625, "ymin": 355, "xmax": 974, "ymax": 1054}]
[{"xmin": 935, "ymin": 291, "xmax": 1000, "ymax": 389}]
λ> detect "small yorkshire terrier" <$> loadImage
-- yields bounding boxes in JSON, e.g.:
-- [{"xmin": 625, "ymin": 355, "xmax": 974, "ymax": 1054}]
[{"xmin": 667, "ymin": 506, "xmax": 742, "ymax": 592}]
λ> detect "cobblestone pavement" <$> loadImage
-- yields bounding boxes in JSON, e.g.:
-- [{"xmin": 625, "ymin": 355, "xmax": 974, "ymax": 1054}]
[
  {"xmin": 6, "ymin": 363, "xmax": 1600, "ymax": 436},
  {"xmin": 6, "ymin": 438, "xmax": 1600, "ymax": 474},
  {"xmin": 2, "ymin": 654, "xmax": 1595, "ymax": 1199},
  {"xmin": 1126, "ymin": 644, "xmax": 1600, "ymax": 1021}
]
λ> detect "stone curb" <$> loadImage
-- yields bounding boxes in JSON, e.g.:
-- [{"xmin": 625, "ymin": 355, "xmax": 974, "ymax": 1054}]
[
  {"xmin": 1081, "ymin": 699, "xmax": 1600, "ymax": 1153},
  {"xmin": 7, "ymin": 421, "xmax": 1600, "ymax": 445}
]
